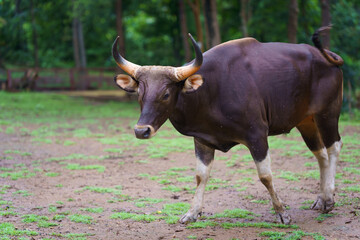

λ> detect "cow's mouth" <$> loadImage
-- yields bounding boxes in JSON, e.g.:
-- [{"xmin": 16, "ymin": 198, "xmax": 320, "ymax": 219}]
[{"xmin": 134, "ymin": 125, "xmax": 156, "ymax": 139}]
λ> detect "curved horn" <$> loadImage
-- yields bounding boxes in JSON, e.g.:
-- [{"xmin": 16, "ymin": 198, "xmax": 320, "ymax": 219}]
[
  {"xmin": 112, "ymin": 36, "xmax": 141, "ymax": 77},
  {"xmin": 174, "ymin": 33, "xmax": 203, "ymax": 81}
]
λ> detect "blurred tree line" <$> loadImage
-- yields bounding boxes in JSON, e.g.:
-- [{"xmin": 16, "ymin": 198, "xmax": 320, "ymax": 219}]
[{"xmin": 0, "ymin": 0, "xmax": 359, "ymax": 108}]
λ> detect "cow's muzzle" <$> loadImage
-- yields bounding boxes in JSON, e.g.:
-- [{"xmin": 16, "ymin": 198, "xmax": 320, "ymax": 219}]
[{"xmin": 134, "ymin": 125, "xmax": 156, "ymax": 139}]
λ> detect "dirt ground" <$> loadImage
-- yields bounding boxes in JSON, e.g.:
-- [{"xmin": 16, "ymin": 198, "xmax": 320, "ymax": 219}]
[{"xmin": 1, "ymin": 94, "xmax": 360, "ymax": 240}]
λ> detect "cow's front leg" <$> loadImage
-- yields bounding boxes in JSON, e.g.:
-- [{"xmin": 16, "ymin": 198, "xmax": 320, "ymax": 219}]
[
  {"xmin": 179, "ymin": 138, "xmax": 214, "ymax": 224},
  {"xmin": 254, "ymin": 151, "xmax": 291, "ymax": 224}
]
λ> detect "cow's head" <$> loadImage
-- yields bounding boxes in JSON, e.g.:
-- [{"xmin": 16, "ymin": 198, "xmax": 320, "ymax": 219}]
[{"xmin": 112, "ymin": 34, "xmax": 203, "ymax": 139}]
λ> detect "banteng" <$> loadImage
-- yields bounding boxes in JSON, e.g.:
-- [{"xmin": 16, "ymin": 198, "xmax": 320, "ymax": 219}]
[{"xmin": 112, "ymin": 27, "xmax": 343, "ymax": 224}]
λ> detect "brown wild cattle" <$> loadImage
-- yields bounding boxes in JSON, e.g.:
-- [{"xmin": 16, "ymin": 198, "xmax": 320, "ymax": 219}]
[{"xmin": 112, "ymin": 26, "xmax": 343, "ymax": 224}]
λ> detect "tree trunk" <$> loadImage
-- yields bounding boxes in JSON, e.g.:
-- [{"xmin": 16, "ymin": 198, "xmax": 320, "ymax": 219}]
[
  {"xmin": 72, "ymin": 0, "xmax": 87, "ymax": 69},
  {"xmin": 203, "ymin": 0, "xmax": 221, "ymax": 47},
  {"xmin": 287, "ymin": 0, "xmax": 298, "ymax": 43},
  {"xmin": 116, "ymin": 0, "xmax": 126, "ymax": 56},
  {"xmin": 72, "ymin": 17, "xmax": 81, "ymax": 68},
  {"xmin": 187, "ymin": 0, "xmax": 204, "ymax": 51},
  {"xmin": 30, "ymin": 0, "xmax": 39, "ymax": 67},
  {"xmin": 320, "ymin": 0, "xmax": 331, "ymax": 48},
  {"xmin": 179, "ymin": 0, "xmax": 191, "ymax": 62},
  {"xmin": 77, "ymin": 20, "xmax": 86, "ymax": 68},
  {"xmin": 240, "ymin": 0, "xmax": 250, "ymax": 37}
]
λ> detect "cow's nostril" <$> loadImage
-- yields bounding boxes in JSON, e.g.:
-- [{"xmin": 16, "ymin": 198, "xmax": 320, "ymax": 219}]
[{"xmin": 143, "ymin": 127, "xmax": 151, "ymax": 138}]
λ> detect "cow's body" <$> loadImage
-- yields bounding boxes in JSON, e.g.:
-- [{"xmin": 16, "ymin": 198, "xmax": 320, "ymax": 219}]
[
  {"xmin": 112, "ymin": 28, "xmax": 343, "ymax": 225},
  {"xmin": 170, "ymin": 38, "xmax": 342, "ymax": 160}
]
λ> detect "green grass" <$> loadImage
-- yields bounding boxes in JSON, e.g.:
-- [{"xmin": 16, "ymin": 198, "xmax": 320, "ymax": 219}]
[
  {"xmin": 0, "ymin": 222, "xmax": 38, "ymax": 238},
  {"xmin": 259, "ymin": 230, "xmax": 325, "ymax": 240},
  {"xmin": 13, "ymin": 190, "xmax": 32, "ymax": 197},
  {"xmin": 21, "ymin": 214, "xmax": 49, "ymax": 223},
  {"xmin": 68, "ymin": 214, "xmax": 93, "ymax": 224},
  {"xmin": 81, "ymin": 207, "xmax": 104, "ymax": 213},
  {"xmin": 0, "ymin": 169, "xmax": 37, "ymax": 180},
  {"xmin": 80, "ymin": 186, "xmax": 122, "ymax": 195},
  {"xmin": 277, "ymin": 171, "xmax": 300, "ymax": 181},
  {"xmin": 0, "ymin": 92, "xmax": 139, "ymax": 124},
  {"xmin": 251, "ymin": 199, "xmax": 270, "ymax": 204},
  {"xmin": 314, "ymin": 213, "xmax": 335, "ymax": 223},
  {"xmin": 342, "ymin": 185, "xmax": 360, "ymax": 192},
  {"xmin": 187, "ymin": 220, "xmax": 299, "ymax": 230},
  {"xmin": 110, "ymin": 212, "xmax": 161, "ymax": 222},
  {"xmin": 45, "ymin": 172, "xmax": 60, "ymax": 177},
  {"xmin": 208, "ymin": 208, "xmax": 258, "ymax": 220},
  {"xmin": 66, "ymin": 163, "xmax": 105, "ymax": 173}
]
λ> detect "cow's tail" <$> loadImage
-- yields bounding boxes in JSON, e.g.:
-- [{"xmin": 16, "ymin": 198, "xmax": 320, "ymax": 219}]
[{"xmin": 312, "ymin": 26, "xmax": 344, "ymax": 66}]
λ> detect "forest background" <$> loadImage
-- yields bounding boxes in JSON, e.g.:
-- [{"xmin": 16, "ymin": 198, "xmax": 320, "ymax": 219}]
[{"xmin": 0, "ymin": 0, "xmax": 359, "ymax": 111}]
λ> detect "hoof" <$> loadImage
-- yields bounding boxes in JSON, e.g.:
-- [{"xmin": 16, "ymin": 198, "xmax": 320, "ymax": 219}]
[
  {"xmin": 277, "ymin": 211, "xmax": 292, "ymax": 225},
  {"xmin": 311, "ymin": 196, "xmax": 335, "ymax": 213},
  {"xmin": 179, "ymin": 211, "xmax": 200, "ymax": 224}
]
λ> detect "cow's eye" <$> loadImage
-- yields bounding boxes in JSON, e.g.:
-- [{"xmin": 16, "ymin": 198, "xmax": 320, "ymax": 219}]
[{"xmin": 163, "ymin": 93, "xmax": 170, "ymax": 100}]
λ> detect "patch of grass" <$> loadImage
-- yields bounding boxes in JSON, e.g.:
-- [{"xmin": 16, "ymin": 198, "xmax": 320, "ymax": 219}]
[
  {"xmin": 81, "ymin": 186, "xmax": 122, "ymax": 195},
  {"xmin": 301, "ymin": 170, "xmax": 320, "ymax": 180},
  {"xmin": 110, "ymin": 212, "xmax": 161, "ymax": 222},
  {"xmin": 251, "ymin": 199, "xmax": 270, "ymax": 204},
  {"xmin": 209, "ymin": 208, "xmax": 258, "ymax": 219},
  {"xmin": 51, "ymin": 232, "xmax": 95, "ymax": 239},
  {"xmin": 46, "ymin": 153, "xmax": 89, "ymax": 162},
  {"xmin": 103, "ymin": 148, "xmax": 123, "ymax": 153},
  {"xmin": 21, "ymin": 214, "xmax": 49, "ymax": 223},
  {"xmin": 186, "ymin": 221, "xmax": 218, "ymax": 229},
  {"xmin": 343, "ymin": 167, "xmax": 360, "ymax": 175},
  {"xmin": 342, "ymin": 185, "xmax": 360, "ymax": 192},
  {"xmin": 64, "ymin": 140, "xmax": 76, "ymax": 146},
  {"xmin": 53, "ymin": 214, "xmax": 67, "ymax": 221},
  {"xmin": 221, "ymin": 221, "xmax": 299, "ymax": 229},
  {"xmin": 300, "ymin": 200, "xmax": 314, "ymax": 210},
  {"xmin": 169, "ymin": 167, "xmax": 189, "ymax": 172},
  {"xmin": 0, "ymin": 169, "xmax": 37, "ymax": 180},
  {"xmin": 277, "ymin": 171, "xmax": 299, "ymax": 182},
  {"xmin": 48, "ymin": 205, "xmax": 57, "ymax": 213},
  {"xmin": 66, "ymin": 163, "xmax": 105, "ymax": 173},
  {"xmin": 259, "ymin": 230, "xmax": 325, "ymax": 240},
  {"xmin": 81, "ymin": 207, "xmax": 104, "ymax": 213},
  {"xmin": 0, "ymin": 210, "xmax": 18, "ymax": 217},
  {"xmin": 304, "ymin": 162, "xmax": 318, "ymax": 167},
  {"xmin": 3, "ymin": 150, "xmax": 32, "ymax": 156},
  {"xmin": 13, "ymin": 190, "xmax": 32, "ymax": 197},
  {"xmin": 314, "ymin": 213, "xmax": 335, "ymax": 223},
  {"xmin": 160, "ymin": 202, "xmax": 191, "ymax": 224},
  {"xmin": 37, "ymin": 220, "xmax": 59, "ymax": 228},
  {"xmin": 176, "ymin": 176, "xmax": 194, "ymax": 182},
  {"xmin": 68, "ymin": 214, "xmax": 93, "ymax": 224},
  {"xmin": 45, "ymin": 172, "xmax": 60, "ymax": 177},
  {"xmin": 0, "ymin": 222, "xmax": 38, "ymax": 238}
]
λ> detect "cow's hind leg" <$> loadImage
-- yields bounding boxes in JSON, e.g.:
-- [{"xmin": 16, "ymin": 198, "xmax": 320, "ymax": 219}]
[
  {"xmin": 179, "ymin": 138, "xmax": 214, "ymax": 224},
  {"xmin": 248, "ymin": 138, "xmax": 291, "ymax": 224},
  {"xmin": 313, "ymin": 112, "xmax": 342, "ymax": 213},
  {"xmin": 297, "ymin": 115, "xmax": 342, "ymax": 213}
]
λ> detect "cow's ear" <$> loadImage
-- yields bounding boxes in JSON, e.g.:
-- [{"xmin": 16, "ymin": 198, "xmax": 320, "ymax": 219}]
[
  {"xmin": 114, "ymin": 74, "xmax": 138, "ymax": 93},
  {"xmin": 182, "ymin": 74, "xmax": 203, "ymax": 93}
]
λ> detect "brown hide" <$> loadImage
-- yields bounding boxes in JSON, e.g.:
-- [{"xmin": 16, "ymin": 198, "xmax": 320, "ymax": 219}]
[{"xmin": 114, "ymin": 36, "xmax": 343, "ymax": 161}]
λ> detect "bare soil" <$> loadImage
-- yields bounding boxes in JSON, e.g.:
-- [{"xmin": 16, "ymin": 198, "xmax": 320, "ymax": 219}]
[{"xmin": 1, "ymin": 96, "xmax": 359, "ymax": 240}]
